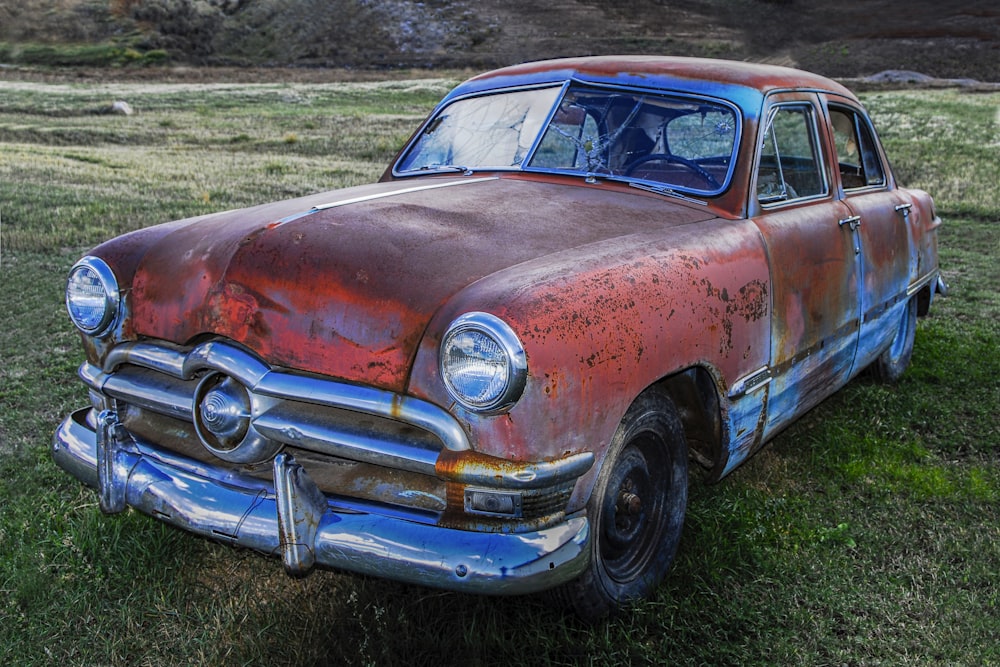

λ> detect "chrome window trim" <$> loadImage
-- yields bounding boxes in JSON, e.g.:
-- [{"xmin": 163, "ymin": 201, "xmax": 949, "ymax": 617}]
[{"xmin": 755, "ymin": 99, "xmax": 832, "ymax": 210}]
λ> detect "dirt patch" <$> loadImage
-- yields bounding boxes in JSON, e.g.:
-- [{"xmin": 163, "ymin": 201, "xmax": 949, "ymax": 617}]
[{"xmin": 1, "ymin": 0, "xmax": 997, "ymax": 82}]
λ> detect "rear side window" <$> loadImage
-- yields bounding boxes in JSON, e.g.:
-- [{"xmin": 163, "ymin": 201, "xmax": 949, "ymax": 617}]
[
  {"xmin": 757, "ymin": 104, "xmax": 827, "ymax": 204},
  {"xmin": 830, "ymin": 107, "xmax": 886, "ymax": 190}
]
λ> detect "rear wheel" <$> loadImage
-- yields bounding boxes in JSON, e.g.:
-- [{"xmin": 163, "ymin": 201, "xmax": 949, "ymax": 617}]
[
  {"xmin": 872, "ymin": 297, "xmax": 917, "ymax": 383},
  {"xmin": 562, "ymin": 388, "xmax": 688, "ymax": 620}
]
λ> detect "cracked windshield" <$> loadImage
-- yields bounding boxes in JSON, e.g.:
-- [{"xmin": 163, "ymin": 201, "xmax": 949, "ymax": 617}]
[{"xmin": 397, "ymin": 84, "xmax": 738, "ymax": 194}]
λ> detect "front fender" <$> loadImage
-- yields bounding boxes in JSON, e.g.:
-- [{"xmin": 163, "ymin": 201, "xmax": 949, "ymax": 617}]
[{"xmin": 408, "ymin": 217, "xmax": 772, "ymax": 512}]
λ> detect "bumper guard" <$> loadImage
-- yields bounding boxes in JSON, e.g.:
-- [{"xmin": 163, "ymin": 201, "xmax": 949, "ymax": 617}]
[{"xmin": 53, "ymin": 408, "xmax": 591, "ymax": 595}]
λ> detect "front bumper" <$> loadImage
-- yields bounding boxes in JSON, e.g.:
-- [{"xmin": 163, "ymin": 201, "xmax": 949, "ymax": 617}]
[{"xmin": 52, "ymin": 408, "xmax": 591, "ymax": 595}]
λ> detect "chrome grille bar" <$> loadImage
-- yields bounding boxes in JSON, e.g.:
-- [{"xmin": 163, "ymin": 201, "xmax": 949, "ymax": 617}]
[{"xmin": 89, "ymin": 340, "xmax": 470, "ymax": 452}]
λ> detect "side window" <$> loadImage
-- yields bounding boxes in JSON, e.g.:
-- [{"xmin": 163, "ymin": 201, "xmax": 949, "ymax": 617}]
[
  {"xmin": 757, "ymin": 104, "xmax": 827, "ymax": 204},
  {"xmin": 830, "ymin": 107, "xmax": 886, "ymax": 190}
]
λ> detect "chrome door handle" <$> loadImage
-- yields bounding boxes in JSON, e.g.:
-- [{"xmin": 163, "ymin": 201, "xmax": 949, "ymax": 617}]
[
  {"xmin": 838, "ymin": 215, "xmax": 862, "ymax": 230},
  {"xmin": 895, "ymin": 203, "xmax": 912, "ymax": 222},
  {"xmin": 839, "ymin": 215, "xmax": 862, "ymax": 254}
]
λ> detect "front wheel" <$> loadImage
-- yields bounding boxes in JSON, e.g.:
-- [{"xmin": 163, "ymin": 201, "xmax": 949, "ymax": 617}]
[
  {"xmin": 561, "ymin": 388, "xmax": 688, "ymax": 620},
  {"xmin": 872, "ymin": 297, "xmax": 917, "ymax": 383}
]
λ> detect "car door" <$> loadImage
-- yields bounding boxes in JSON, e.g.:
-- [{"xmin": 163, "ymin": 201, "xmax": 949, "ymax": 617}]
[
  {"xmin": 750, "ymin": 95, "xmax": 861, "ymax": 440},
  {"xmin": 825, "ymin": 100, "xmax": 913, "ymax": 376}
]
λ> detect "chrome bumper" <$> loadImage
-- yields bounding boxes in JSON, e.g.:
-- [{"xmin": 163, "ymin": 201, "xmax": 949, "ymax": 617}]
[{"xmin": 52, "ymin": 408, "xmax": 591, "ymax": 595}]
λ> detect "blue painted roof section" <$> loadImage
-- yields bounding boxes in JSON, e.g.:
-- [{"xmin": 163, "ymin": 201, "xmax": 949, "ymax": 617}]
[{"xmin": 441, "ymin": 56, "xmax": 857, "ymax": 120}]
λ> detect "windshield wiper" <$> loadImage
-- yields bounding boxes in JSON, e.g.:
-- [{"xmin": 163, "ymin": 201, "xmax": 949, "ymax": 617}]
[
  {"xmin": 418, "ymin": 164, "xmax": 474, "ymax": 175},
  {"xmin": 628, "ymin": 181, "xmax": 708, "ymax": 206}
]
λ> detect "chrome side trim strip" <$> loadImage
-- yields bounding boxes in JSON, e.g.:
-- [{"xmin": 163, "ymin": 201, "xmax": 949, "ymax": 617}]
[
  {"xmin": 728, "ymin": 366, "xmax": 772, "ymax": 399},
  {"xmin": 311, "ymin": 176, "xmax": 498, "ymax": 211},
  {"xmin": 907, "ymin": 269, "xmax": 939, "ymax": 297}
]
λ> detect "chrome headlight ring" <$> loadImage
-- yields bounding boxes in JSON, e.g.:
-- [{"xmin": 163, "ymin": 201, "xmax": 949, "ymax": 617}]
[
  {"xmin": 66, "ymin": 256, "xmax": 121, "ymax": 336},
  {"xmin": 440, "ymin": 312, "xmax": 527, "ymax": 414}
]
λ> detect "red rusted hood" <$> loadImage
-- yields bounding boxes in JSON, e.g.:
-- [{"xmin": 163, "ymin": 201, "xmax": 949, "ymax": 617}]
[{"xmin": 121, "ymin": 175, "xmax": 715, "ymax": 391}]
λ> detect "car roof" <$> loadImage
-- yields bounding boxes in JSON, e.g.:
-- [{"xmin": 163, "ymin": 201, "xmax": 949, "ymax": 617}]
[{"xmin": 445, "ymin": 55, "xmax": 859, "ymax": 111}]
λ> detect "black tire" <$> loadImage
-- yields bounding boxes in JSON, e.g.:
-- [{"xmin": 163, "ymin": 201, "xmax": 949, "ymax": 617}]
[
  {"xmin": 872, "ymin": 297, "xmax": 917, "ymax": 383},
  {"xmin": 562, "ymin": 388, "xmax": 688, "ymax": 620}
]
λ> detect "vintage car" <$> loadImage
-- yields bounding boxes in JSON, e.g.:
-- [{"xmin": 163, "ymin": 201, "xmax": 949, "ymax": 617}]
[{"xmin": 54, "ymin": 56, "xmax": 944, "ymax": 618}]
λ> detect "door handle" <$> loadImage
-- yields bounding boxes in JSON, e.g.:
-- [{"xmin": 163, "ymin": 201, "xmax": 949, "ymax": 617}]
[
  {"xmin": 839, "ymin": 215, "xmax": 862, "ymax": 254},
  {"xmin": 838, "ymin": 215, "xmax": 862, "ymax": 230},
  {"xmin": 895, "ymin": 203, "xmax": 912, "ymax": 222}
]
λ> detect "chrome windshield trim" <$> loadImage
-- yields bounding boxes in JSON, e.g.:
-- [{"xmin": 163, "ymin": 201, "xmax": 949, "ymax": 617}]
[
  {"xmin": 393, "ymin": 79, "xmax": 741, "ymax": 195},
  {"xmin": 628, "ymin": 181, "xmax": 710, "ymax": 205}
]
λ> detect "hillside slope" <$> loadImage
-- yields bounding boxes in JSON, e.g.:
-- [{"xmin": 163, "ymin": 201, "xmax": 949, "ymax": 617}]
[{"xmin": 0, "ymin": 0, "xmax": 997, "ymax": 80}]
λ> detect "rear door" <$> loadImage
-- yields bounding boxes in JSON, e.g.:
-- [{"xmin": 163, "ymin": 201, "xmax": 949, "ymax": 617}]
[{"xmin": 825, "ymin": 100, "xmax": 913, "ymax": 375}]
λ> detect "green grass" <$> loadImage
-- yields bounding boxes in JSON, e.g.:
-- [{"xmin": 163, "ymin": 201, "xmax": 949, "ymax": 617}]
[
  {"xmin": 0, "ymin": 42, "xmax": 168, "ymax": 68},
  {"xmin": 1, "ymin": 79, "xmax": 998, "ymax": 666}
]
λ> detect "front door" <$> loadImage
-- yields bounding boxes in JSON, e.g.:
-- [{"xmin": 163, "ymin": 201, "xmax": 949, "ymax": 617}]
[{"xmin": 751, "ymin": 97, "xmax": 862, "ymax": 440}]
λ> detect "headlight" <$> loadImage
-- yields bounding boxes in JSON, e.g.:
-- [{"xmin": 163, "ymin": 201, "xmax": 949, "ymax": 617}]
[
  {"xmin": 440, "ymin": 312, "xmax": 527, "ymax": 413},
  {"xmin": 66, "ymin": 256, "xmax": 120, "ymax": 335}
]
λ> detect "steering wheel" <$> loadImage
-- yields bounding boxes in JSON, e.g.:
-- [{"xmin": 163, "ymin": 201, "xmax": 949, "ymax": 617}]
[{"xmin": 623, "ymin": 153, "xmax": 721, "ymax": 190}]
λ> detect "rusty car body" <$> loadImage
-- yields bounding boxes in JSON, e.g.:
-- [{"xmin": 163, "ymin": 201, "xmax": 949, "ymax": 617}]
[{"xmin": 54, "ymin": 56, "xmax": 943, "ymax": 618}]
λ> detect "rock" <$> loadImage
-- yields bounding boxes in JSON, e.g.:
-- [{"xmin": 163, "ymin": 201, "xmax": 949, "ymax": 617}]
[
  {"xmin": 864, "ymin": 70, "xmax": 934, "ymax": 84},
  {"xmin": 99, "ymin": 100, "xmax": 135, "ymax": 116}
]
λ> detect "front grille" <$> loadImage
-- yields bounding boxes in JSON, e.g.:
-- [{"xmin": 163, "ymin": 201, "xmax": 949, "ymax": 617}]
[
  {"xmin": 118, "ymin": 402, "xmax": 448, "ymax": 515},
  {"xmin": 81, "ymin": 338, "xmax": 592, "ymax": 531},
  {"xmin": 85, "ymin": 339, "xmax": 460, "ymax": 517}
]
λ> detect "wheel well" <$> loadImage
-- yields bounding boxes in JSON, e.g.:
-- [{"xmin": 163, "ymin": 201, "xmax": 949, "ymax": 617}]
[
  {"xmin": 916, "ymin": 283, "xmax": 933, "ymax": 317},
  {"xmin": 653, "ymin": 367, "xmax": 722, "ymax": 472}
]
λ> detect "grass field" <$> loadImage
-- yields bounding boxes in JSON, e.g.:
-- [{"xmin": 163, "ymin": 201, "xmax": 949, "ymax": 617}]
[{"xmin": 1, "ymin": 76, "xmax": 998, "ymax": 666}]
